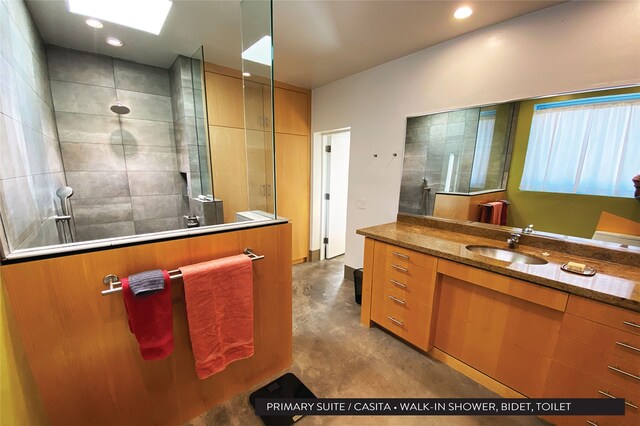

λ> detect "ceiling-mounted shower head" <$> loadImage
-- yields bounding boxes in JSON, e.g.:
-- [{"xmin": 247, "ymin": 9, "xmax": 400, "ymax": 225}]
[{"xmin": 110, "ymin": 102, "xmax": 130, "ymax": 115}]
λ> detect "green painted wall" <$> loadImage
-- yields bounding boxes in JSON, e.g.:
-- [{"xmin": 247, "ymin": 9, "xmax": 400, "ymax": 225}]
[
  {"xmin": 0, "ymin": 270, "xmax": 48, "ymax": 425},
  {"xmin": 506, "ymin": 87, "xmax": 640, "ymax": 238}
]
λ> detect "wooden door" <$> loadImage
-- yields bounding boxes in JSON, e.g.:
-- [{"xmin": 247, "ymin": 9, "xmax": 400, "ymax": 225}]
[
  {"xmin": 274, "ymin": 87, "xmax": 309, "ymax": 135},
  {"xmin": 276, "ymin": 133, "xmax": 310, "ymax": 263},
  {"xmin": 209, "ymin": 126, "xmax": 248, "ymax": 223}
]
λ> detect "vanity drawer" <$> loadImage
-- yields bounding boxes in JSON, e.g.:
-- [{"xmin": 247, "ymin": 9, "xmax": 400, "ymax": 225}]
[
  {"xmin": 566, "ymin": 296, "xmax": 640, "ymax": 336},
  {"xmin": 543, "ymin": 360, "xmax": 639, "ymax": 425},
  {"xmin": 373, "ymin": 263, "xmax": 437, "ymax": 305},
  {"xmin": 553, "ymin": 336, "xmax": 640, "ymax": 394},
  {"xmin": 377, "ymin": 242, "xmax": 438, "ymax": 270},
  {"xmin": 371, "ymin": 286, "xmax": 432, "ymax": 351},
  {"xmin": 560, "ymin": 314, "xmax": 640, "ymax": 363}
]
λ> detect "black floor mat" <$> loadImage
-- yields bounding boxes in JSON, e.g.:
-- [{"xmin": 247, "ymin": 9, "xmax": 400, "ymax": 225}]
[{"xmin": 249, "ymin": 373, "xmax": 317, "ymax": 425}]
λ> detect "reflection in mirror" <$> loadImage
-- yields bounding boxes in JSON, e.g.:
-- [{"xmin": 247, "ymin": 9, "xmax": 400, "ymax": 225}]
[
  {"xmin": 400, "ymin": 103, "xmax": 515, "ymax": 216},
  {"xmin": 0, "ymin": 0, "xmax": 275, "ymax": 259},
  {"xmin": 398, "ymin": 86, "xmax": 640, "ymax": 247}
]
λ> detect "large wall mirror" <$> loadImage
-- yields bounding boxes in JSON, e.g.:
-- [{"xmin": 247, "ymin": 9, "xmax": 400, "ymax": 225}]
[
  {"xmin": 399, "ymin": 86, "xmax": 640, "ymax": 246},
  {"xmin": 0, "ymin": 0, "xmax": 276, "ymax": 259}
]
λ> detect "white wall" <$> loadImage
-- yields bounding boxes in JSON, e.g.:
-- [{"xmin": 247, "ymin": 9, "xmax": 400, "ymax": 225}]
[{"xmin": 311, "ymin": 0, "xmax": 640, "ymax": 270}]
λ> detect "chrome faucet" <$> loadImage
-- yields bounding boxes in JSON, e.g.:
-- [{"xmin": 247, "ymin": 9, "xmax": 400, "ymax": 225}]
[
  {"xmin": 523, "ymin": 224, "xmax": 534, "ymax": 234},
  {"xmin": 507, "ymin": 233, "xmax": 521, "ymax": 249}
]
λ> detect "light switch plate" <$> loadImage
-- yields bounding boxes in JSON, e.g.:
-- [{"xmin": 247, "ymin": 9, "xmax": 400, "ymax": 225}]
[{"xmin": 356, "ymin": 198, "xmax": 366, "ymax": 209}]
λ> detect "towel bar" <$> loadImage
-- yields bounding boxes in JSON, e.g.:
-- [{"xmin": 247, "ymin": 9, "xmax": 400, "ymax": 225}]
[{"xmin": 101, "ymin": 248, "xmax": 264, "ymax": 296}]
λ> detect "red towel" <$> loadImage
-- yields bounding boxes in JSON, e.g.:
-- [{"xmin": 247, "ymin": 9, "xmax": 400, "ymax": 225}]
[
  {"xmin": 122, "ymin": 270, "xmax": 174, "ymax": 360},
  {"xmin": 498, "ymin": 200, "xmax": 509, "ymax": 226},
  {"xmin": 487, "ymin": 201, "xmax": 503, "ymax": 225},
  {"xmin": 181, "ymin": 254, "xmax": 254, "ymax": 379}
]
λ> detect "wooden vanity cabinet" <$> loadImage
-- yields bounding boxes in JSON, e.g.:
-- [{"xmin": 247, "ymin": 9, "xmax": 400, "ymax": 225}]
[
  {"xmin": 542, "ymin": 296, "xmax": 640, "ymax": 426},
  {"xmin": 434, "ymin": 260, "xmax": 567, "ymax": 398},
  {"xmin": 363, "ymin": 239, "xmax": 438, "ymax": 351}
]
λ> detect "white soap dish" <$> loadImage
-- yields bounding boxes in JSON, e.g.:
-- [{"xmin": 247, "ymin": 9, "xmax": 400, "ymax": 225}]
[{"xmin": 561, "ymin": 263, "xmax": 596, "ymax": 276}]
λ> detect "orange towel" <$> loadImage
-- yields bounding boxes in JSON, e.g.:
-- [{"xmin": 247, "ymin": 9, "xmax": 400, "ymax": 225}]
[
  {"xmin": 487, "ymin": 201, "xmax": 503, "ymax": 225},
  {"xmin": 181, "ymin": 254, "xmax": 254, "ymax": 379}
]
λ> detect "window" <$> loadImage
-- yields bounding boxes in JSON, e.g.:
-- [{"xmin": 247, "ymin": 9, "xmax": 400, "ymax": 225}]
[
  {"xmin": 520, "ymin": 93, "xmax": 640, "ymax": 197},
  {"xmin": 470, "ymin": 110, "xmax": 496, "ymax": 188}
]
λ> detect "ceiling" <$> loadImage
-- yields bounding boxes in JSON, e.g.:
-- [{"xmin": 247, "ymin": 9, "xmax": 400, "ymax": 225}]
[{"xmin": 27, "ymin": 0, "xmax": 564, "ymax": 89}]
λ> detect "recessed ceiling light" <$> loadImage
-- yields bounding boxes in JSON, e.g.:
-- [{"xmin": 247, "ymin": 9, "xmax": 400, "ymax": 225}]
[
  {"xmin": 242, "ymin": 35, "xmax": 272, "ymax": 66},
  {"xmin": 85, "ymin": 18, "xmax": 103, "ymax": 29},
  {"xmin": 68, "ymin": 0, "xmax": 173, "ymax": 35},
  {"xmin": 454, "ymin": 6, "xmax": 473, "ymax": 20},
  {"xmin": 242, "ymin": 72, "xmax": 251, "ymax": 77},
  {"xmin": 106, "ymin": 37, "xmax": 124, "ymax": 47}
]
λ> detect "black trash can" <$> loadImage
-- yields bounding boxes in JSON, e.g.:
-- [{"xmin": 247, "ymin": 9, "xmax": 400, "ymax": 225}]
[{"xmin": 353, "ymin": 268, "xmax": 363, "ymax": 305}]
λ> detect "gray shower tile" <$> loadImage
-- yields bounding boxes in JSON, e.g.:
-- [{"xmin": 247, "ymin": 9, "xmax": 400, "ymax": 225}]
[
  {"xmin": 44, "ymin": 135, "xmax": 64, "ymax": 174},
  {"xmin": 426, "ymin": 156, "xmax": 444, "ymax": 173},
  {"xmin": 75, "ymin": 221, "xmax": 135, "ymax": 242},
  {"xmin": 134, "ymin": 217, "xmax": 180, "ymax": 235},
  {"xmin": 169, "ymin": 56, "xmax": 189, "ymax": 92},
  {"xmin": 65, "ymin": 171, "xmax": 130, "ymax": 199},
  {"xmin": 0, "ymin": 176, "xmax": 39, "ymax": 249},
  {"xmin": 189, "ymin": 171, "xmax": 203, "ymax": 197},
  {"xmin": 120, "ymin": 117, "xmax": 174, "ymax": 146},
  {"xmin": 447, "ymin": 109, "xmax": 467, "ymax": 123},
  {"xmin": 174, "ymin": 118, "xmax": 197, "ymax": 147},
  {"xmin": 71, "ymin": 197, "xmax": 133, "ymax": 226},
  {"xmin": 459, "ymin": 154, "xmax": 474, "ymax": 173},
  {"xmin": 32, "ymin": 173, "xmax": 56, "ymax": 220},
  {"xmin": 15, "ymin": 218, "xmax": 60, "ymax": 250},
  {"xmin": 47, "ymin": 47, "xmax": 114, "ymax": 87},
  {"xmin": 60, "ymin": 142, "xmax": 126, "ymax": 172},
  {"xmin": 406, "ymin": 115, "xmax": 430, "ymax": 130},
  {"xmin": 128, "ymin": 172, "xmax": 181, "ymax": 196},
  {"xmin": 33, "ymin": 56, "xmax": 53, "ymax": 107},
  {"xmin": 0, "ymin": 113, "xmax": 28, "ymax": 179},
  {"xmin": 195, "ymin": 118, "xmax": 207, "ymax": 146},
  {"xmin": 55, "ymin": 112, "xmax": 122, "ymax": 144},
  {"xmin": 402, "ymin": 156, "xmax": 426, "ymax": 173},
  {"xmin": 464, "ymin": 122, "xmax": 479, "ymax": 139},
  {"xmin": 193, "ymin": 88, "xmax": 204, "ymax": 119},
  {"xmin": 131, "ymin": 194, "xmax": 182, "ymax": 221},
  {"xmin": 446, "ymin": 121, "xmax": 465, "ymax": 137},
  {"xmin": 190, "ymin": 145, "xmax": 203, "ymax": 172},
  {"xmin": 401, "ymin": 171, "xmax": 424, "ymax": 187},
  {"xmin": 177, "ymin": 146, "xmax": 189, "ymax": 173},
  {"xmin": 0, "ymin": 57, "xmax": 21, "ymax": 120},
  {"xmin": 38, "ymin": 97, "xmax": 58, "ymax": 139},
  {"xmin": 23, "ymin": 124, "xmax": 47, "ymax": 175},
  {"xmin": 430, "ymin": 112, "xmax": 448, "ymax": 126},
  {"xmin": 115, "ymin": 89, "xmax": 172, "ymax": 122},
  {"xmin": 405, "ymin": 125, "xmax": 429, "ymax": 145},
  {"xmin": 113, "ymin": 60, "xmax": 170, "ymax": 96},
  {"xmin": 50, "ymin": 81, "xmax": 117, "ymax": 116},
  {"xmin": 404, "ymin": 142, "xmax": 427, "ymax": 158},
  {"xmin": 123, "ymin": 145, "xmax": 178, "ymax": 172},
  {"xmin": 429, "ymin": 124, "xmax": 447, "ymax": 140}
]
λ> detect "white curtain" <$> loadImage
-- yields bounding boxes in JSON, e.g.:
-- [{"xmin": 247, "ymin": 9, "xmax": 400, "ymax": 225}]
[
  {"xmin": 520, "ymin": 100, "xmax": 640, "ymax": 197},
  {"xmin": 470, "ymin": 113, "xmax": 496, "ymax": 188}
]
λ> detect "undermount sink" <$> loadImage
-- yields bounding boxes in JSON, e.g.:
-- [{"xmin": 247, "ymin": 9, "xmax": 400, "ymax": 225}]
[{"xmin": 465, "ymin": 245, "xmax": 548, "ymax": 265}]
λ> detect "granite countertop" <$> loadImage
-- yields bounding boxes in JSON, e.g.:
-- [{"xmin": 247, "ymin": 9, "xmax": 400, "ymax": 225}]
[{"xmin": 357, "ymin": 221, "xmax": 640, "ymax": 312}]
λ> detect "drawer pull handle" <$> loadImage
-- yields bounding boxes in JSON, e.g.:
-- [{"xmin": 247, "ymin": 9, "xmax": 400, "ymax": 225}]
[
  {"xmin": 607, "ymin": 365, "xmax": 640, "ymax": 381},
  {"xmin": 616, "ymin": 341, "xmax": 640, "ymax": 353},
  {"xmin": 391, "ymin": 251, "xmax": 409, "ymax": 259},
  {"xmin": 586, "ymin": 421, "xmax": 598, "ymax": 426},
  {"xmin": 388, "ymin": 295, "xmax": 405, "ymax": 305},
  {"xmin": 598, "ymin": 390, "xmax": 639, "ymax": 409},
  {"xmin": 389, "ymin": 279, "xmax": 407, "ymax": 289},
  {"xmin": 387, "ymin": 316, "xmax": 404, "ymax": 327},
  {"xmin": 391, "ymin": 264, "xmax": 408, "ymax": 273},
  {"xmin": 623, "ymin": 320, "xmax": 640, "ymax": 329}
]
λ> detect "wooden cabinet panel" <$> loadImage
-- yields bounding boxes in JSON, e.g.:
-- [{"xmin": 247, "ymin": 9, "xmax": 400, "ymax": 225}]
[
  {"xmin": 560, "ymin": 313, "xmax": 640, "ymax": 363},
  {"xmin": 378, "ymin": 243, "xmax": 438, "ymax": 270},
  {"xmin": 543, "ymin": 360, "xmax": 639, "ymax": 425},
  {"xmin": 1, "ymin": 223, "xmax": 293, "ymax": 425},
  {"xmin": 274, "ymin": 87, "xmax": 309, "ymax": 135},
  {"xmin": 566, "ymin": 296, "xmax": 640, "ymax": 336},
  {"xmin": 244, "ymin": 81, "xmax": 266, "ymax": 131},
  {"xmin": 553, "ymin": 335, "xmax": 640, "ymax": 394},
  {"xmin": 275, "ymin": 133, "xmax": 309, "ymax": 262},
  {"xmin": 434, "ymin": 274, "xmax": 563, "ymax": 397},
  {"xmin": 369, "ymin": 241, "xmax": 438, "ymax": 351},
  {"xmin": 209, "ymin": 126, "xmax": 248, "ymax": 223},
  {"xmin": 205, "ymin": 73, "xmax": 244, "ymax": 128},
  {"xmin": 371, "ymin": 285, "xmax": 433, "ymax": 351},
  {"xmin": 437, "ymin": 259, "xmax": 568, "ymax": 312}
]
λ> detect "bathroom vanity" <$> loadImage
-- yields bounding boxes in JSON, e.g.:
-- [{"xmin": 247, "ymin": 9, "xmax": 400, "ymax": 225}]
[{"xmin": 358, "ymin": 214, "xmax": 639, "ymax": 426}]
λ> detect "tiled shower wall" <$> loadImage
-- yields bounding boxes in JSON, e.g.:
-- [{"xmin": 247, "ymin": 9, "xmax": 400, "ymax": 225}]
[
  {"xmin": 47, "ymin": 46, "xmax": 187, "ymax": 241},
  {"xmin": 400, "ymin": 109, "xmax": 479, "ymax": 215},
  {"xmin": 0, "ymin": 0, "xmax": 66, "ymax": 251}
]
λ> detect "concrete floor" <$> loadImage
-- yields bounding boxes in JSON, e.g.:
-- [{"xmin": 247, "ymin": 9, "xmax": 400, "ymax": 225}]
[{"xmin": 188, "ymin": 256, "xmax": 548, "ymax": 426}]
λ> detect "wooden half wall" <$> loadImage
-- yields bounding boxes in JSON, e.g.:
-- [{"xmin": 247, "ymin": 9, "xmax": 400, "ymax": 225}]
[{"xmin": 1, "ymin": 223, "xmax": 292, "ymax": 425}]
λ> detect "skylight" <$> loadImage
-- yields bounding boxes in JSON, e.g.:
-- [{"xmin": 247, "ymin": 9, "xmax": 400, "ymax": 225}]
[
  {"xmin": 67, "ymin": 0, "xmax": 173, "ymax": 35},
  {"xmin": 242, "ymin": 35, "xmax": 272, "ymax": 66}
]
